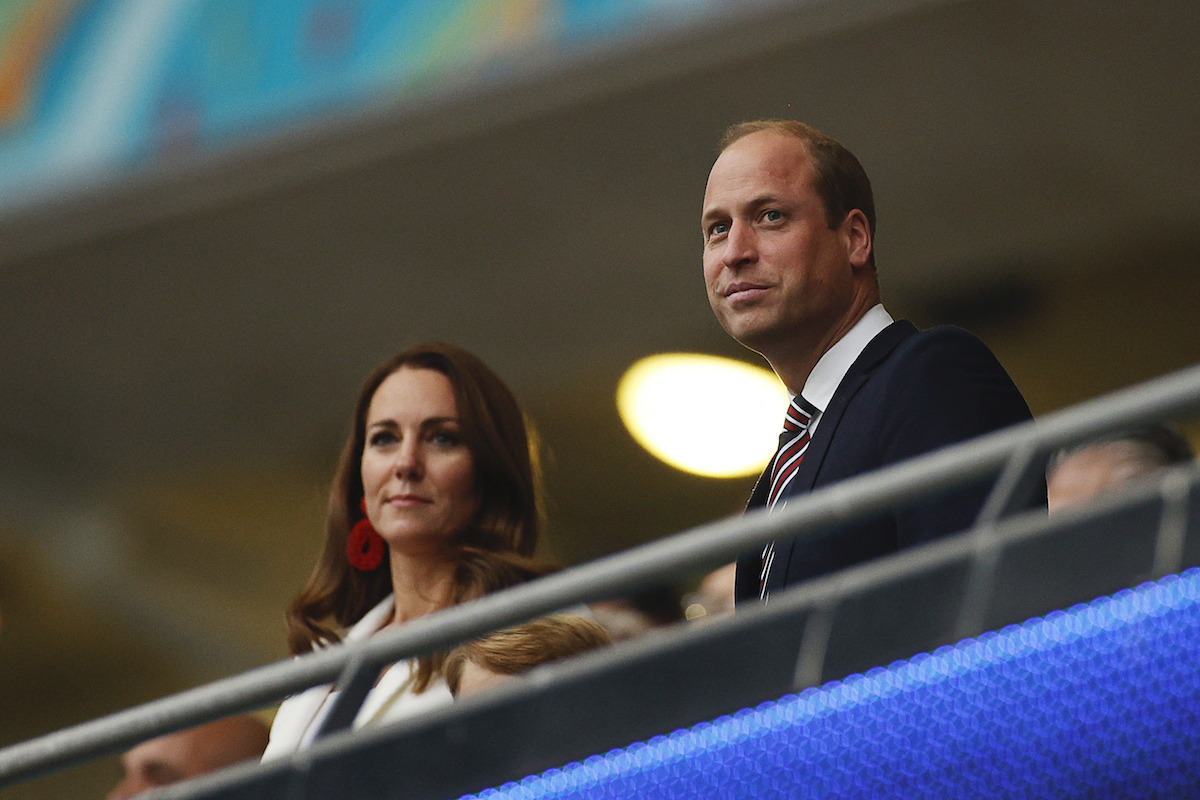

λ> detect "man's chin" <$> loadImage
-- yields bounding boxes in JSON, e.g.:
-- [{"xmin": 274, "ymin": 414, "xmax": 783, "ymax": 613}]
[{"xmin": 721, "ymin": 322, "xmax": 773, "ymax": 356}]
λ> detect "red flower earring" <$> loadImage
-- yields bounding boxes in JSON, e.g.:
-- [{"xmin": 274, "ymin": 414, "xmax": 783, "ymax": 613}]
[{"xmin": 346, "ymin": 498, "xmax": 385, "ymax": 571}]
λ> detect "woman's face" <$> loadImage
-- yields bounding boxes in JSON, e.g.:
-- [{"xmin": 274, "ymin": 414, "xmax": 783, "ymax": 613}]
[{"xmin": 361, "ymin": 367, "xmax": 479, "ymax": 554}]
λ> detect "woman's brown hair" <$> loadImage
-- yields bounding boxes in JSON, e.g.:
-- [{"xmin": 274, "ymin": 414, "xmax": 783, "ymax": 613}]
[{"xmin": 285, "ymin": 343, "xmax": 554, "ymax": 690}]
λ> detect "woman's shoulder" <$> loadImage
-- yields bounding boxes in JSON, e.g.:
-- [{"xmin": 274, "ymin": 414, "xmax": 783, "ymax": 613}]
[
  {"xmin": 262, "ymin": 683, "xmax": 333, "ymax": 760},
  {"xmin": 364, "ymin": 667, "xmax": 453, "ymax": 727},
  {"xmin": 345, "ymin": 594, "xmax": 396, "ymax": 640}
]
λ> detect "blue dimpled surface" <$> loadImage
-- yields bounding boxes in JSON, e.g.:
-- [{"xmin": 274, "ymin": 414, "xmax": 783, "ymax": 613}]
[{"xmin": 464, "ymin": 569, "xmax": 1200, "ymax": 799}]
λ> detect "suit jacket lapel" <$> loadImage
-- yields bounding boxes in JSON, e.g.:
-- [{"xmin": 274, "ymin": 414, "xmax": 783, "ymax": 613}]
[
  {"xmin": 745, "ymin": 466, "xmax": 770, "ymax": 511},
  {"xmin": 771, "ymin": 320, "xmax": 917, "ymax": 591}
]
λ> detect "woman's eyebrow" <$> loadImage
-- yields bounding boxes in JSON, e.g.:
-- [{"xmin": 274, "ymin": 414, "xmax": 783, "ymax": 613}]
[{"xmin": 366, "ymin": 416, "xmax": 460, "ymax": 429}]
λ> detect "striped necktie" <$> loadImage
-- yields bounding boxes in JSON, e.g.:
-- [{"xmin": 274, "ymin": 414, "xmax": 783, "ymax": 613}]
[{"xmin": 759, "ymin": 395, "xmax": 817, "ymax": 600}]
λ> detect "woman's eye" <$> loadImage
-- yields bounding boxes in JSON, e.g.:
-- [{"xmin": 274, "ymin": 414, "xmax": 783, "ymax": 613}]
[
  {"xmin": 368, "ymin": 431, "xmax": 397, "ymax": 447},
  {"xmin": 431, "ymin": 431, "xmax": 460, "ymax": 447}
]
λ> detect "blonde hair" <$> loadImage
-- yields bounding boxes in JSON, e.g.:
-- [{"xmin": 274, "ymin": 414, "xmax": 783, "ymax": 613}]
[{"xmin": 444, "ymin": 615, "xmax": 612, "ymax": 695}]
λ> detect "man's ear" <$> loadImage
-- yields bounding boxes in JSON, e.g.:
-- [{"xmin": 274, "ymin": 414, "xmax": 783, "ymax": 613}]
[{"xmin": 843, "ymin": 209, "xmax": 872, "ymax": 271}]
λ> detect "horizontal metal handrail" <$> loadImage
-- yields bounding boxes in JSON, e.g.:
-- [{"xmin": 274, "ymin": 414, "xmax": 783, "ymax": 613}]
[{"xmin": 2, "ymin": 361, "xmax": 1199, "ymax": 788}]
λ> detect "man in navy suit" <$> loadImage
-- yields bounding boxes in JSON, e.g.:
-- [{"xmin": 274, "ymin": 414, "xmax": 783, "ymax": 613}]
[{"xmin": 700, "ymin": 120, "xmax": 1038, "ymax": 604}]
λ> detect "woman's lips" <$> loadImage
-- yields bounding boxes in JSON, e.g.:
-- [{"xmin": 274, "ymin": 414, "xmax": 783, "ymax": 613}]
[{"xmin": 387, "ymin": 495, "xmax": 432, "ymax": 507}]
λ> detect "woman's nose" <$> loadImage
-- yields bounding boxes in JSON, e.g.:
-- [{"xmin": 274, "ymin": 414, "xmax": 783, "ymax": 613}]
[{"xmin": 393, "ymin": 440, "xmax": 423, "ymax": 479}]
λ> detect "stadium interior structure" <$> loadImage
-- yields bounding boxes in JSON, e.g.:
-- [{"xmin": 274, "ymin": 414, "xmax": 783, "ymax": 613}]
[
  {"xmin": 4, "ymin": 364, "xmax": 1200, "ymax": 798},
  {"xmin": 1, "ymin": 0, "xmax": 1199, "ymax": 797}
]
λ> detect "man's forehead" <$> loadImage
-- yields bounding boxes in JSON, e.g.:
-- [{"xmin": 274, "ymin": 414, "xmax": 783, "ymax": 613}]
[
  {"xmin": 715, "ymin": 131, "xmax": 811, "ymax": 172},
  {"xmin": 707, "ymin": 136, "xmax": 811, "ymax": 193}
]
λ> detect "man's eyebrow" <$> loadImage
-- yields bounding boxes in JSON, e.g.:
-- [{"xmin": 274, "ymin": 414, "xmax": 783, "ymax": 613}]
[
  {"xmin": 746, "ymin": 192, "xmax": 784, "ymax": 208},
  {"xmin": 702, "ymin": 193, "xmax": 785, "ymax": 222}
]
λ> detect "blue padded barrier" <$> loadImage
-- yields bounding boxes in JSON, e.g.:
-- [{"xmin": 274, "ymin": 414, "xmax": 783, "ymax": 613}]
[{"xmin": 469, "ymin": 568, "xmax": 1200, "ymax": 799}]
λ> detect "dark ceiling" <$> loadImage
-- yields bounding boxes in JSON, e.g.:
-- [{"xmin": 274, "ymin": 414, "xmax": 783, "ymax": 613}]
[{"xmin": 2, "ymin": 0, "xmax": 1196, "ymax": 483}]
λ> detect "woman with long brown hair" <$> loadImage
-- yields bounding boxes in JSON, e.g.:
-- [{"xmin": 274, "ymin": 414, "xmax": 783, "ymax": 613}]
[{"xmin": 263, "ymin": 342, "xmax": 552, "ymax": 757}]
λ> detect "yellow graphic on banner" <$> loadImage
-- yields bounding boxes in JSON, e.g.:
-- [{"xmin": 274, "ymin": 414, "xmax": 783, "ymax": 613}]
[{"xmin": 0, "ymin": 0, "xmax": 80, "ymax": 129}]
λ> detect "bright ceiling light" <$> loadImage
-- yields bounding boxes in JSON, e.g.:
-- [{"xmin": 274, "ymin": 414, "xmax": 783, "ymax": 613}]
[{"xmin": 617, "ymin": 353, "xmax": 788, "ymax": 478}]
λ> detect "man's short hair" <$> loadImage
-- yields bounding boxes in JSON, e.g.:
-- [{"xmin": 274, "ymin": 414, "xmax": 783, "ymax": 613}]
[
  {"xmin": 720, "ymin": 120, "xmax": 876, "ymax": 266},
  {"xmin": 444, "ymin": 614, "xmax": 611, "ymax": 695},
  {"xmin": 1048, "ymin": 424, "xmax": 1195, "ymax": 476}
]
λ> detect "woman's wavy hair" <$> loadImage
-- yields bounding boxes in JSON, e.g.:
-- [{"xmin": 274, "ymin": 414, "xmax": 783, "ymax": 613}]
[{"xmin": 285, "ymin": 343, "xmax": 553, "ymax": 690}]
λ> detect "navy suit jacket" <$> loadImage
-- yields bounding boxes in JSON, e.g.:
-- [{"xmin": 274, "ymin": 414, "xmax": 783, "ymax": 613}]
[{"xmin": 735, "ymin": 320, "xmax": 1041, "ymax": 604}]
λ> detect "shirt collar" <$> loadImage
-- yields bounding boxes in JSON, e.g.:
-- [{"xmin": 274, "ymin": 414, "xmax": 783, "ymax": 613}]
[{"xmin": 800, "ymin": 304, "xmax": 893, "ymax": 413}]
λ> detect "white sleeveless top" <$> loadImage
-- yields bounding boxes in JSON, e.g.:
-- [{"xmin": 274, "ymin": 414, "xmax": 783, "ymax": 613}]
[{"xmin": 262, "ymin": 594, "xmax": 453, "ymax": 759}]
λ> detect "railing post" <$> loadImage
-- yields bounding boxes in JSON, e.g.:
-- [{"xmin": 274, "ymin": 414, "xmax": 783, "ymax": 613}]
[
  {"xmin": 953, "ymin": 525, "xmax": 1002, "ymax": 641},
  {"xmin": 975, "ymin": 439, "xmax": 1044, "ymax": 526},
  {"xmin": 793, "ymin": 603, "xmax": 835, "ymax": 690},
  {"xmin": 1152, "ymin": 468, "xmax": 1193, "ymax": 579},
  {"xmin": 314, "ymin": 652, "xmax": 385, "ymax": 739}
]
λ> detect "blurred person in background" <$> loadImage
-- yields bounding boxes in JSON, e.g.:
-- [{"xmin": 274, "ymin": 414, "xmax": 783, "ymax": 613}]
[
  {"xmin": 264, "ymin": 343, "xmax": 555, "ymax": 757},
  {"xmin": 107, "ymin": 715, "xmax": 268, "ymax": 798},
  {"xmin": 1047, "ymin": 425, "xmax": 1194, "ymax": 513},
  {"xmin": 589, "ymin": 584, "xmax": 684, "ymax": 641},
  {"xmin": 682, "ymin": 563, "xmax": 736, "ymax": 621},
  {"xmin": 444, "ymin": 614, "xmax": 612, "ymax": 698}
]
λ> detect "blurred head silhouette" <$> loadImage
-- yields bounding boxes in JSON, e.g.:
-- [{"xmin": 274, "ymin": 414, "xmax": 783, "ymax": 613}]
[
  {"xmin": 106, "ymin": 715, "xmax": 269, "ymax": 799},
  {"xmin": 1047, "ymin": 426, "xmax": 1194, "ymax": 513}
]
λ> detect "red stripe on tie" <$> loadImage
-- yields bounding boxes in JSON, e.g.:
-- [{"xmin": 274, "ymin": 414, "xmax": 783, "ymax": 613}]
[{"xmin": 761, "ymin": 396, "xmax": 816, "ymax": 599}]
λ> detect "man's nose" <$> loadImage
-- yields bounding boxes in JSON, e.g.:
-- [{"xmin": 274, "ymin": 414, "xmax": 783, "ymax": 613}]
[{"xmin": 721, "ymin": 221, "xmax": 756, "ymax": 267}]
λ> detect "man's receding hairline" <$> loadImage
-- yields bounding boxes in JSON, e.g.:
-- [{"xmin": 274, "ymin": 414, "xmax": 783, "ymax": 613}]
[
  {"xmin": 709, "ymin": 134, "xmax": 824, "ymax": 211},
  {"xmin": 718, "ymin": 127, "xmax": 819, "ymax": 171},
  {"xmin": 719, "ymin": 124, "xmax": 835, "ymax": 187},
  {"xmin": 719, "ymin": 119, "xmax": 828, "ymax": 151}
]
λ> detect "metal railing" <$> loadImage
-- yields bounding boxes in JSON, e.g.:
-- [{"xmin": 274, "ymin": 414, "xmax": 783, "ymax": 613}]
[{"xmin": 2, "ymin": 362, "xmax": 1200, "ymax": 790}]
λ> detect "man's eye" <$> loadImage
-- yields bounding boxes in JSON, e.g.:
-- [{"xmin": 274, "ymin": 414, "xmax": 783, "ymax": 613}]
[
  {"xmin": 709, "ymin": 222, "xmax": 730, "ymax": 239},
  {"xmin": 763, "ymin": 209, "xmax": 783, "ymax": 222}
]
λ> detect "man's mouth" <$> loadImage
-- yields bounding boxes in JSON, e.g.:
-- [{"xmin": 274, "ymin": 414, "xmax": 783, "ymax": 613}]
[{"xmin": 725, "ymin": 282, "xmax": 770, "ymax": 303}]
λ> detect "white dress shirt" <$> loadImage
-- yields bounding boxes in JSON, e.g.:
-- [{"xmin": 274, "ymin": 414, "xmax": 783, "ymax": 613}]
[{"xmin": 798, "ymin": 303, "xmax": 894, "ymax": 437}]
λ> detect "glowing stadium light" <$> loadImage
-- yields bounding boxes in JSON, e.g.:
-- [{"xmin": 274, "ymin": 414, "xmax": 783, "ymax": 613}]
[{"xmin": 617, "ymin": 353, "xmax": 788, "ymax": 478}]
